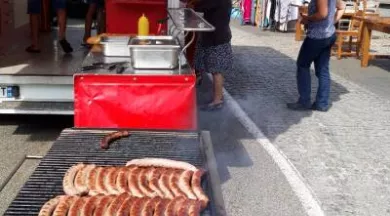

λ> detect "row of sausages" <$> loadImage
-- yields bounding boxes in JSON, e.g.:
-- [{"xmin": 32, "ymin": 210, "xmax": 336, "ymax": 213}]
[
  {"xmin": 38, "ymin": 193, "xmax": 202, "ymax": 216},
  {"xmin": 63, "ymin": 158, "xmax": 209, "ymax": 209}
]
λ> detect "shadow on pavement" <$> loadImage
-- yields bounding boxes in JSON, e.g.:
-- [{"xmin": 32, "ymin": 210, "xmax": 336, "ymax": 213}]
[
  {"xmin": 197, "ymin": 45, "xmax": 350, "ymax": 183},
  {"xmin": 370, "ymin": 59, "xmax": 390, "ymax": 72},
  {"xmin": 0, "ymin": 115, "xmax": 73, "ymax": 141}
]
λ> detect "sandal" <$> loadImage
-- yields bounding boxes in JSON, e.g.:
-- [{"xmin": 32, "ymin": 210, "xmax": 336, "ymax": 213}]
[
  {"xmin": 25, "ymin": 46, "xmax": 41, "ymax": 53},
  {"xmin": 200, "ymin": 101, "xmax": 224, "ymax": 111}
]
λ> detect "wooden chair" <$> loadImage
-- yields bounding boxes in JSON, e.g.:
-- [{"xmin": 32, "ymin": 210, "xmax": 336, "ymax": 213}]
[
  {"xmin": 332, "ymin": 10, "xmax": 378, "ymax": 59},
  {"xmin": 295, "ymin": 5, "xmax": 308, "ymax": 41}
]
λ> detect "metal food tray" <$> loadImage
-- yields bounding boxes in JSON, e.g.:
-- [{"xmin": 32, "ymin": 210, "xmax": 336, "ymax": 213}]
[
  {"xmin": 129, "ymin": 36, "xmax": 180, "ymax": 47},
  {"xmin": 100, "ymin": 36, "xmax": 131, "ymax": 57},
  {"xmin": 4, "ymin": 129, "xmax": 225, "ymax": 216},
  {"xmin": 79, "ymin": 51, "xmax": 192, "ymax": 75},
  {"xmin": 167, "ymin": 8, "xmax": 215, "ymax": 32},
  {"xmin": 128, "ymin": 36, "xmax": 181, "ymax": 69}
]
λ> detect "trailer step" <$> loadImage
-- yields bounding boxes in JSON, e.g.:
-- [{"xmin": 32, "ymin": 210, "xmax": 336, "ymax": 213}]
[{"xmin": 0, "ymin": 101, "xmax": 73, "ymax": 115}]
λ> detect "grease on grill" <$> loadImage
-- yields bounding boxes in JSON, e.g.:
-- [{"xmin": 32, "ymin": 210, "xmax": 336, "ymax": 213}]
[{"xmin": 100, "ymin": 131, "xmax": 130, "ymax": 150}]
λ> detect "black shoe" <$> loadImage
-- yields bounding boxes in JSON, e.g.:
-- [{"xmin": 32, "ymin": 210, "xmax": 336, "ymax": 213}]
[
  {"xmin": 311, "ymin": 102, "xmax": 330, "ymax": 112},
  {"xmin": 59, "ymin": 39, "xmax": 73, "ymax": 53},
  {"xmin": 287, "ymin": 102, "xmax": 311, "ymax": 111}
]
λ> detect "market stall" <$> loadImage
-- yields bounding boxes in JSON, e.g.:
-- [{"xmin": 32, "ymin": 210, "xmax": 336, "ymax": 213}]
[
  {"xmin": 3, "ymin": 6, "xmax": 226, "ymax": 216},
  {"xmin": 74, "ymin": 8, "xmax": 214, "ymax": 130}
]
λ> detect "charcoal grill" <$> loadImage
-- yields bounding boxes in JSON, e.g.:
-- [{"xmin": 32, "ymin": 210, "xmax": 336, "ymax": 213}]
[{"xmin": 4, "ymin": 129, "xmax": 225, "ymax": 216}]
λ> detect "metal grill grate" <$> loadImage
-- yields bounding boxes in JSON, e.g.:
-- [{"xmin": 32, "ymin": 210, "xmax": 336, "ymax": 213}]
[{"xmin": 5, "ymin": 129, "xmax": 216, "ymax": 216}]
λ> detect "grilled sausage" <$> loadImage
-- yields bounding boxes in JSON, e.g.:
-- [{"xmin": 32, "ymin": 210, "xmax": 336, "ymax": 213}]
[
  {"xmin": 68, "ymin": 196, "xmax": 86, "ymax": 216},
  {"xmin": 87, "ymin": 167, "xmax": 100, "ymax": 196},
  {"xmin": 116, "ymin": 167, "xmax": 130, "ymax": 194},
  {"xmin": 101, "ymin": 131, "xmax": 130, "ymax": 149},
  {"xmin": 158, "ymin": 169, "xmax": 174, "ymax": 199},
  {"xmin": 176, "ymin": 198, "xmax": 190, "ymax": 216},
  {"xmin": 191, "ymin": 169, "xmax": 209, "ymax": 209},
  {"xmin": 97, "ymin": 167, "xmax": 114, "ymax": 195},
  {"xmin": 130, "ymin": 197, "xmax": 148, "ymax": 216},
  {"xmin": 94, "ymin": 195, "xmax": 115, "ymax": 216},
  {"xmin": 74, "ymin": 164, "xmax": 96, "ymax": 195},
  {"xmin": 105, "ymin": 192, "xmax": 130, "ymax": 216},
  {"xmin": 140, "ymin": 197, "xmax": 161, "ymax": 216},
  {"xmin": 117, "ymin": 196, "xmax": 135, "ymax": 216},
  {"xmin": 139, "ymin": 168, "xmax": 158, "ymax": 197},
  {"xmin": 153, "ymin": 198, "xmax": 170, "ymax": 216},
  {"xmin": 164, "ymin": 197, "xmax": 186, "ymax": 216},
  {"xmin": 63, "ymin": 164, "xmax": 85, "ymax": 196},
  {"xmin": 38, "ymin": 196, "xmax": 61, "ymax": 216},
  {"xmin": 188, "ymin": 200, "xmax": 202, "ymax": 216},
  {"xmin": 52, "ymin": 196, "xmax": 76, "ymax": 216},
  {"xmin": 128, "ymin": 167, "xmax": 145, "ymax": 197},
  {"xmin": 126, "ymin": 158, "xmax": 198, "ymax": 171},
  {"xmin": 148, "ymin": 168, "xmax": 164, "ymax": 197},
  {"xmin": 106, "ymin": 167, "xmax": 121, "ymax": 195},
  {"xmin": 178, "ymin": 170, "xmax": 197, "ymax": 200},
  {"xmin": 80, "ymin": 196, "xmax": 101, "ymax": 216},
  {"xmin": 169, "ymin": 170, "xmax": 186, "ymax": 197}
]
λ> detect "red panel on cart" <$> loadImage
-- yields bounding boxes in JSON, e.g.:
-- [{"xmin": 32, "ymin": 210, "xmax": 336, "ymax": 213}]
[
  {"xmin": 74, "ymin": 74, "xmax": 197, "ymax": 130},
  {"xmin": 106, "ymin": 0, "xmax": 167, "ymax": 35}
]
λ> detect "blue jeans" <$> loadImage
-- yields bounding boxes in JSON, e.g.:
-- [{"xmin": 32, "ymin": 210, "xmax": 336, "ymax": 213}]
[{"xmin": 296, "ymin": 34, "xmax": 336, "ymax": 109}]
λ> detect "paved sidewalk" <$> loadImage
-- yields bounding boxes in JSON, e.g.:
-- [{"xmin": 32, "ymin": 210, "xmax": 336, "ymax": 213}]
[{"xmin": 220, "ymin": 24, "xmax": 390, "ymax": 215}]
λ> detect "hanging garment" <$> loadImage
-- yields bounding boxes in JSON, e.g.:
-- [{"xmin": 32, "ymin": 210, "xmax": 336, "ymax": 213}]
[
  {"xmin": 270, "ymin": 0, "xmax": 276, "ymax": 24},
  {"xmin": 264, "ymin": 0, "xmax": 272, "ymax": 27},
  {"xmin": 241, "ymin": 0, "xmax": 252, "ymax": 23},
  {"xmin": 274, "ymin": 0, "xmax": 299, "ymax": 31}
]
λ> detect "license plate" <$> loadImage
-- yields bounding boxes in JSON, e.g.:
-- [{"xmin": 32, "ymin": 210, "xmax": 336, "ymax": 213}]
[{"xmin": 0, "ymin": 86, "xmax": 20, "ymax": 98}]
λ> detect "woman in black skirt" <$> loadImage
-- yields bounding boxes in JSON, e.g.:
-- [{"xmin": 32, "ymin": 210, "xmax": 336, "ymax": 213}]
[{"xmin": 193, "ymin": 0, "xmax": 233, "ymax": 111}]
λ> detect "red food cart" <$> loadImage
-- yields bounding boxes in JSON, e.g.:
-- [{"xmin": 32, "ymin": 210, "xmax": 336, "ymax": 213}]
[{"xmin": 74, "ymin": 7, "xmax": 215, "ymax": 131}]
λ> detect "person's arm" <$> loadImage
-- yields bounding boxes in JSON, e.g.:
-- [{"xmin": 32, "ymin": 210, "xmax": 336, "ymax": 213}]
[
  {"xmin": 334, "ymin": 0, "xmax": 345, "ymax": 23},
  {"xmin": 301, "ymin": 0, "xmax": 329, "ymax": 24}
]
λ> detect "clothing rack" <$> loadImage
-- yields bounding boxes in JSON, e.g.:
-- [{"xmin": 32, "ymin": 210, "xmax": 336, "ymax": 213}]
[{"xmin": 231, "ymin": 0, "xmax": 302, "ymax": 31}]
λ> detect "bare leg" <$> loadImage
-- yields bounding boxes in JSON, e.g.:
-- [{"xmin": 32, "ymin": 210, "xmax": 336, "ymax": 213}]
[
  {"xmin": 56, "ymin": 8, "xmax": 73, "ymax": 53},
  {"xmin": 56, "ymin": 8, "xmax": 67, "ymax": 40},
  {"xmin": 212, "ymin": 73, "xmax": 224, "ymax": 104},
  {"xmin": 27, "ymin": 14, "xmax": 41, "ymax": 52},
  {"xmin": 84, "ymin": 4, "xmax": 97, "ymax": 43}
]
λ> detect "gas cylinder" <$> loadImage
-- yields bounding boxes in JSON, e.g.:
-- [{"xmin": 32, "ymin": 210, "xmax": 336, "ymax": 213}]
[{"xmin": 138, "ymin": 14, "xmax": 150, "ymax": 36}]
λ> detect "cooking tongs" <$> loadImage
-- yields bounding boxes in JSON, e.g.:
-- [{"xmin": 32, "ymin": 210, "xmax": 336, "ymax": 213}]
[{"xmin": 81, "ymin": 61, "xmax": 128, "ymax": 74}]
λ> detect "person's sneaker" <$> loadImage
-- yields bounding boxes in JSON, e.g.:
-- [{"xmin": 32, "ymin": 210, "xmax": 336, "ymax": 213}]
[
  {"xmin": 311, "ymin": 102, "xmax": 330, "ymax": 112},
  {"xmin": 287, "ymin": 102, "xmax": 311, "ymax": 111},
  {"xmin": 59, "ymin": 39, "xmax": 73, "ymax": 53}
]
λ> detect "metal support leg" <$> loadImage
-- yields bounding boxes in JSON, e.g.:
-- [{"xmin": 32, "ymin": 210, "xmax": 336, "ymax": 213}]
[{"xmin": 179, "ymin": 31, "xmax": 196, "ymax": 74}]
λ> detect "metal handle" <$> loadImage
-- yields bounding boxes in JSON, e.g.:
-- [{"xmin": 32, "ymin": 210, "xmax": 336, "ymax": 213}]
[{"xmin": 178, "ymin": 31, "xmax": 196, "ymax": 75}]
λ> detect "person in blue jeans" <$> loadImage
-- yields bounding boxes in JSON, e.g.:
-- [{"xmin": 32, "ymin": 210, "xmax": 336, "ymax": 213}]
[
  {"xmin": 27, "ymin": 0, "xmax": 73, "ymax": 53},
  {"xmin": 287, "ymin": 0, "xmax": 345, "ymax": 112},
  {"xmin": 83, "ymin": 0, "xmax": 105, "ymax": 45}
]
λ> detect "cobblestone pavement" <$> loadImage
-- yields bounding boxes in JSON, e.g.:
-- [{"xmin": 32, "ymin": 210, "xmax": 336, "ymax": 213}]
[{"xmin": 221, "ymin": 24, "xmax": 390, "ymax": 215}]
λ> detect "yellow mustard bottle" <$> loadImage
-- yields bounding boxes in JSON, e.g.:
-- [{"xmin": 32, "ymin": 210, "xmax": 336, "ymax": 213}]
[{"xmin": 138, "ymin": 14, "xmax": 150, "ymax": 36}]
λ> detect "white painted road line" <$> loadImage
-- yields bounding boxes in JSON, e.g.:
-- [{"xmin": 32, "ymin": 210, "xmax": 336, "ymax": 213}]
[{"xmin": 222, "ymin": 86, "xmax": 325, "ymax": 216}]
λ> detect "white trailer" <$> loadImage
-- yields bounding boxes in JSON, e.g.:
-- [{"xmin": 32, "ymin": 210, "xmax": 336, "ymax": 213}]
[{"xmin": 0, "ymin": 0, "xmax": 182, "ymax": 115}]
